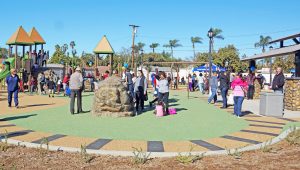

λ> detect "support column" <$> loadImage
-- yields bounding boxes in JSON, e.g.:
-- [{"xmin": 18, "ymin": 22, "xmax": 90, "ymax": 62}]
[
  {"xmin": 15, "ymin": 45, "xmax": 17, "ymax": 69},
  {"xmin": 22, "ymin": 45, "xmax": 25, "ymax": 69},
  {"xmin": 28, "ymin": 45, "xmax": 32, "ymax": 93},
  {"xmin": 269, "ymin": 57, "xmax": 273, "ymax": 85},
  {"xmin": 8, "ymin": 45, "xmax": 11, "ymax": 57},
  {"xmin": 110, "ymin": 54, "xmax": 113, "ymax": 76},
  {"xmin": 295, "ymin": 51, "xmax": 300, "ymax": 77},
  {"xmin": 176, "ymin": 65, "xmax": 179, "ymax": 90}
]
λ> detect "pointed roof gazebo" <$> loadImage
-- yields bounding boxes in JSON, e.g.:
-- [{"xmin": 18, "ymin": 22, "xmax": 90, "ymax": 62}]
[
  {"xmin": 6, "ymin": 26, "xmax": 34, "ymax": 69},
  {"xmin": 28, "ymin": 27, "xmax": 46, "ymax": 51},
  {"xmin": 6, "ymin": 26, "xmax": 34, "ymax": 45},
  {"xmin": 93, "ymin": 35, "xmax": 114, "ymax": 76}
]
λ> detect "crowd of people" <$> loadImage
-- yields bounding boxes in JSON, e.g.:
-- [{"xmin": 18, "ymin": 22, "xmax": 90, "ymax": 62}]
[
  {"xmin": 4, "ymin": 61, "xmax": 286, "ymax": 119},
  {"xmin": 124, "ymin": 68, "xmax": 170, "ymax": 115},
  {"xmin": 205, "ymin": 67, "xmax": 285, "ymax": 117}
]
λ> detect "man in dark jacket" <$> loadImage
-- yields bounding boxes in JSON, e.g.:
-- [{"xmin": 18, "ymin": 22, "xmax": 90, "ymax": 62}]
[
  {"xmin": 6, "ymin": 69, "xmax": 20, "ymax": 108},
  {"xmin": 219, "ymin": 71, "xmax": 230, "ymax": 108},
  {"xmin": 272, "ymin": 67, "xmax": 285, "ymax": 93}
]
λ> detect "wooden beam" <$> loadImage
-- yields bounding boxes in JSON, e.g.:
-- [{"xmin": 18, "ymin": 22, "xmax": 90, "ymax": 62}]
[
  {"xmin": 280, "ymin": 41, "xmax": 284, "ymax": 48},
  {"xmin": 293, "ymin": 38, "xmax": 300, "ymax": 44}
]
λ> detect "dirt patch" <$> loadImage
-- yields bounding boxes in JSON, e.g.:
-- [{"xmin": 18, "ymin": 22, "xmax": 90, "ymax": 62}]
[{"xmin": 0, "ymin": 139, "xmax": 299, "ymax": 169}]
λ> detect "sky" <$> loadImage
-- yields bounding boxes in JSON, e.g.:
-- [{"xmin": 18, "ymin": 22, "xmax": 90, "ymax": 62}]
[{"xmin": 0, "ymin": 0, "xmax": 300, "ymax": 59}]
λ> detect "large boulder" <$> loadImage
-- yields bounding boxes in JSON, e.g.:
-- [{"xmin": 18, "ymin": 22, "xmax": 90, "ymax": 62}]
[{"xmin": 91, "ymin": 75, "xmax": 134, "ymax": 117}]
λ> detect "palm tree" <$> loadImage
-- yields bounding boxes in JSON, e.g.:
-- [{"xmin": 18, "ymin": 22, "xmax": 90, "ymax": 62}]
[
  {"xmin": 191, "ymin": 37, "xmax": 203, "ymax": 61},
  {"xmin": 254, "ymin": 35, "xmax": 272, "ymax": 53},
  {"xmin": 163, "ymin": 39, "xmax": 182, "ymax": 60},
  {"xmin": 137, "ymin": 42, "xmax": 145, "ymax": 51},
  {"xmin": 149, "ymin": 43, "xmax": 159, "ymax": 53},
  {"xmin": 61, "ymin": 44, "xmax": 68, "ymax": 54},
  {"xmin": 208, "ymin": 28, "xmax": 224, "ymax": 51},
  {"xmin": 70, "ymin": 41, "xmax": 76, "ymax": 57}
]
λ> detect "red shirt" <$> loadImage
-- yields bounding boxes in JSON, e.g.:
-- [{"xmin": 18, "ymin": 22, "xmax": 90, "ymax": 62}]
[
  {"xmin": 63, "ymin": 76, "xmax": 69, "ymax": 84},
  {"xmin": 103, "ymin": 73, "xmax": 109, "ymax": 80}
]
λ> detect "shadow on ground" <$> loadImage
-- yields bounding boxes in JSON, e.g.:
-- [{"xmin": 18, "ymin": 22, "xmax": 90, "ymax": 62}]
[{"xmin": 0, "ymin": 114, "xmax": 37, "ymax": 121}]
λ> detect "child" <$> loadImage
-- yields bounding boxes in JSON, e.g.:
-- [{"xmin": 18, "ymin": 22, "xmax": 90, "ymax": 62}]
[
  {"xmin": 47, "ymin": 78, "xmax": 55, "ymax": 97},
  {"xmin": 30, "ymin": 77, "xmax": 37, "ymax": 95},
  {"xmin": 65, "ymin": 85, "xmax": 71, "ymax": 97},
  {"xmin": 57, "ymin": 78, "xmax": 62, "ymax": 94}
]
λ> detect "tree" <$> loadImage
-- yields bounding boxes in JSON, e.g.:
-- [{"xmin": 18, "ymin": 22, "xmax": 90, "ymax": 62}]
[
  {"xmin": 149, "ymin": 43, "xmax": 159, "ymax": 53},
  {"xmin": 272, "ymin": 54, "xmax": 295, "ymax": 73},
  {"xmin": 254, "ymin": 35, "xmax": 272, "ymax": 53},
  {"xmin": 208, "ymin": 28, "xmax": 224, "ymax": 51},
  {"xmin": 163, "ymin": 39, "xmax": 182, "ymax": 60},
  {"xmin": 214, "ymin": 45, "xmax": 243, "ymax": 72},
  {"xmin": 0, "ymin": 47, "xmax": 8, "ymax": 58},
  {"xmin": 70, "ymin": 41, "xmax": 77, "ymax": 57},
  {"xmin": 49, "ymin": 44, "xmax": 70, "ymax": 64},
  {"xmin": 191, "ymin": 36, "xmax": 203, "ymax": 61},
  {"xmin": 61, "ymin": 44, "xmax": 68, "ymax": 54}
]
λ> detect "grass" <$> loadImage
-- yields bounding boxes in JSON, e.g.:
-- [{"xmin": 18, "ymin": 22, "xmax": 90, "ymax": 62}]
[{"xmin": 0, "ymin": 91, "xmax": 248, "ymax": 141}]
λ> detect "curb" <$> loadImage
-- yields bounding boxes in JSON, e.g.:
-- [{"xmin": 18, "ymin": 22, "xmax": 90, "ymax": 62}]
[{"xmin": 1, "ymin": 127, "xmax": 299, "ymax": 158}]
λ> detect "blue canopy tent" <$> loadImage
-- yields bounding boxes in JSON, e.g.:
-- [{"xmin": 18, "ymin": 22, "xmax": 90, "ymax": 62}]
[
  {"xmin": 192, "ymin": 64, "xmax": 226, "ymax": 72},
  {"xmin": 290, "ymin": 68, "xmax": 295, "ymax": 73}
]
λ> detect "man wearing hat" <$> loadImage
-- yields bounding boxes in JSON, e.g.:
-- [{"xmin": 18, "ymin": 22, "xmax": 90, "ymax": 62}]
[
  {"xmin": 6, "ymin": 69, "xmax": 20, "ymax": 108},
  {"xmin": 69, "ymin": 67, "xmax": 83, "ymax": 114}
]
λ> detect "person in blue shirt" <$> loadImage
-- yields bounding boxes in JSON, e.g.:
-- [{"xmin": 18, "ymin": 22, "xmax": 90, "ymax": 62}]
[{"xmin": 6, "ymin": 69, "xmax": 20, "ymax": 108}]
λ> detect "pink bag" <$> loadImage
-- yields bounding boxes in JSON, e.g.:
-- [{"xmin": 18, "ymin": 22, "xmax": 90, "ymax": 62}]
[
  {"xmin": 168, "ymin": 108, "xmax": 177, "ymax": 115},
  {"xmin": 156, "ymin": 105, "xmax": 164, "ymax": 117}
]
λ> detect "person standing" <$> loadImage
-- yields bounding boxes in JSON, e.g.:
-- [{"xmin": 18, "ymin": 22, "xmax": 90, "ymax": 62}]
[
  {"xmin": 63, "ymin": 74, "xmax": 70, "ymax": 90},
  {"xmin": 134, "ymin": 70, "xmax": 147, "ymax": 113},
  {"xmin": 246, "ymin": 71, "xmax": 256, "ymax": 100},
  {"xmin": 125, "ymin": 68, "xmax": 134, "ymax": 100},
  {"xmin": 42, "ymin": 51, "xmax": 48, "ymax": 67},
  {"xmin": 149, "ymin": 72, "xmax": 160, "ymax": 107},
  {"xmin": 69, "ymin": 67, "xmax": 83, "ymax": 114},
  {"xmin": 38, "ymin": 72, "xmax": 46, "ymax": 95},
  {"xmin": 29, "ymin": 76, "xmax": 37, "ymax": 95},
  {"xmin": 219, "ymin": 71, "xmax": 230, "ymax": 108},
  {"xmin": 198, "ymin": 73, "xmax": 204, "ymax": 94},
  {"xmin": 231, "ymin": 72, "xmax": 247, "ymax": 117},
  {"xmin": 57, "ymin": 77, "xmax": 62, "ymax": 94},
  {"xmin": 37, "ymin": 50, "xmax": 42, "ymax": 66},
  {"xmin": 6, "ymin": 69, "xmax": 20, "ymax": 108},
  {"xmin": 188, "ymin": 74, "xmax": 193, "ymax": 92},
  {"xmin": 157, "ymin": 71, "xmax": 170, "ymax": 114},
  {"xmin": 208, "ymin": 72, "xmax": 218, "ymax": 104},
  {"xmin": 47, "ymin": 78, "xmax": 55, "ymax": 98},
  {"xmin": 272, "ymin": 67, "xmax": 285, "ymax": 93}
]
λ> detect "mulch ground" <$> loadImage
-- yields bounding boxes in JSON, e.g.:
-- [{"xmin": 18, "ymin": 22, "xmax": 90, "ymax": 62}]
[{"xmin": 0, "ymin": 139, "xmax": 299, "ymax": 170}]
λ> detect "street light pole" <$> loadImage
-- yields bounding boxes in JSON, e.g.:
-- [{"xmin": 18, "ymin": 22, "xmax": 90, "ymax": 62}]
[
  {"xmin": 129, "ymin": 24, "xmax": 140, "ymax": 75},
  {"xmin": 208, "ymin": 28, "xmax": 213, "ymax": 79}
]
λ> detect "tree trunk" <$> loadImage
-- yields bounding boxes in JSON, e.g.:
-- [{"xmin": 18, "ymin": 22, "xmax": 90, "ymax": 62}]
[{"xmin": 193, "ymin": 43, "xmax": 196, "ymax": 61}]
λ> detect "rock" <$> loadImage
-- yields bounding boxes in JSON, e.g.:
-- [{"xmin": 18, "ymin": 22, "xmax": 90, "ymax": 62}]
[{"xmin": 91, "ymin": 75, "xmax": 134, "ymax": 117}]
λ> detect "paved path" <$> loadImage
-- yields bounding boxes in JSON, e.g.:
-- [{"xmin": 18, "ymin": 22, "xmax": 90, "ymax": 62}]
[{"xmin": 0, "ymin": 93, "xmax": 299, "ymax": 154}]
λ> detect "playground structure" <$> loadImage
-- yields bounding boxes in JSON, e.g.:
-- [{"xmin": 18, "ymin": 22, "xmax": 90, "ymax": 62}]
[
  {"xmin": 0, "ymin": 26, "xmax": 46, "ymax": 90},
  {"xmin": 93, "ymin": 35, "xmax": 114, "ymax": 77}
]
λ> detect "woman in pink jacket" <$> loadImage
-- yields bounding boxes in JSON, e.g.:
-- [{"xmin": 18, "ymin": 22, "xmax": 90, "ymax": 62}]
[{"xmin": 231, "ymin": 73, "xmax": 247, "ymax": 117}]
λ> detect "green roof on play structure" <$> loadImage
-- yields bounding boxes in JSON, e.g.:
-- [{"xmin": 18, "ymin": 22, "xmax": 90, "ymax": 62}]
[{"xmin": 93, "ymin": 35, "xmax": 114, "ymax": 54}]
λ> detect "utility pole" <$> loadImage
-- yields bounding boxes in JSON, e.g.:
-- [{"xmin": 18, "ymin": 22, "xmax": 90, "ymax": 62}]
[{"xmin": 129, "ymin": 24, "xmax": 140, "ymax": 74}]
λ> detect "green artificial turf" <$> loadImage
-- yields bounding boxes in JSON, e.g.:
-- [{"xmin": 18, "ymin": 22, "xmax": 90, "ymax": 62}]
[{"xmin": 0, "ymin": 91, "xmax": 249, "ymax": 141}]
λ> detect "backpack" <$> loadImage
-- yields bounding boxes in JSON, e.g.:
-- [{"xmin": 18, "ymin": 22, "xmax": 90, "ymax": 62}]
[{"xmin": 65, "ymin": 86, "xmax": 71, "ymax": 96}]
